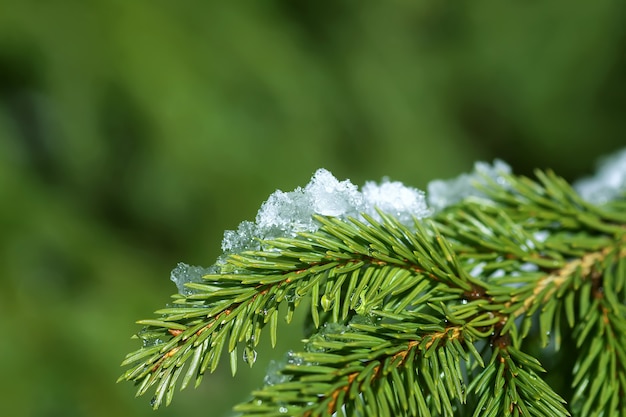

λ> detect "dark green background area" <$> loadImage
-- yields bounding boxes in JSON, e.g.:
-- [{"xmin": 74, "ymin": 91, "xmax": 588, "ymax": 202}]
[{"xmin": 0, "ymin": 2, "xmax": 624, "ymax": 416}]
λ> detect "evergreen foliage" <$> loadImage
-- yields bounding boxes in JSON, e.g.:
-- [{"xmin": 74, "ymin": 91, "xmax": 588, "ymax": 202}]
[{"xmin": 119, "ymin": 167, "xmax": 626, "ymax": 416}]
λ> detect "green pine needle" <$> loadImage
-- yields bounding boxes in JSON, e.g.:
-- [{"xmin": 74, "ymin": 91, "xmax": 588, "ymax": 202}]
[{"xmin": 119, "ymin": 169, "xmax": 626, "ymax": 416}]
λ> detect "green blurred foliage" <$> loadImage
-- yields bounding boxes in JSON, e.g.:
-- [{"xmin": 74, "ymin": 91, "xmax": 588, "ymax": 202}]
[{"xmin": 0, "ymin": 1, "xmax": 624, "ymax": 416}]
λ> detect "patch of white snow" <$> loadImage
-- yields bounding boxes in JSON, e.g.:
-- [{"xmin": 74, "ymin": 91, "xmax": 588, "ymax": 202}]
[
  {"xmin": 427, "ymin": 160, "xmax": 511, "ymax": 211},
  {"xmin": 574, "ymin": 148, "xmax": 626, "ymax": 204}
]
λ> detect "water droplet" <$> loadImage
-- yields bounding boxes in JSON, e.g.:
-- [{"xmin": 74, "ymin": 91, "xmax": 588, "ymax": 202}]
[
  {"xmin": 145, "ymin": 338, "xmax": 163, "ymax": 348},
  {"xmin": 149, "ymin": 396, "xmax": 157, "ymax": 407},
  {"xmin": 286, "ymin": 350, "xmax": 303, "ymax": 366},
  {"xmin": 243, "ymin": 348, "xmax": 257, "ymax": 365},
  {"xmin": 279, "ymin": 406, "xmax": 288, "ymax": 414},
  {"xmin": 138, "ymin": 327, "xmax": 164, "ymax": 348}
]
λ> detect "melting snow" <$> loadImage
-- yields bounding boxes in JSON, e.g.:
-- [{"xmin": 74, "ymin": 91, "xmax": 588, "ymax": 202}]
[
  {"xmin": 171, "ymin": 149, "xmax": 625, "ymax": 294},
  {"xmin": 574, "ymin": 148, "xmax": 626, "ymax": 204},
  {"xmin": 427, "ymin": 160, "xmax": 511, "ymax": 211},
  {"xmin": 362, "ymin": 178, "xmax": 429, "ymax": 225},
  {"xmin": 170, "ymin": 262, "xmax": 218, "ymax": 295},
  {"xmin": 221, "ymin": 168, "xmax": 429, "ymax": 255}
]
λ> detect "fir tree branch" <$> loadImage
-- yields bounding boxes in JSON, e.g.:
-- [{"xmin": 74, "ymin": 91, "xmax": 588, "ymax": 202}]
[
  {"xmin": 118, "ymin": 164, "xmax": 626, "ymax": 415},
  {"xmin": 470, "ymin": 346, "xmax": 569, "ymax": 417},
  {"xmin": 235, "ymin": 317, "xmax": 478, "ymax": 417},
  {"xmin": 568, "ymin": 238, "xmax": 626, "ymax": 415},
  {"xmin": 119, "ymin": 212, "xmax": 483, "ymax": 409}
]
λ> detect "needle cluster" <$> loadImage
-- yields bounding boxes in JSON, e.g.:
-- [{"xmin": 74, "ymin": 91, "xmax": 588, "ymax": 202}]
[{"xmin": 119, "ymin": 165, "xmax": 626, "ymax": 416}]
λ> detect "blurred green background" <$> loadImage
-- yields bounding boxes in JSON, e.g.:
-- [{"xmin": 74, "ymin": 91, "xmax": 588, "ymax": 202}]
[{"xmin": 1, "ymin": 1, "xmax": 624, "ymax": 416}]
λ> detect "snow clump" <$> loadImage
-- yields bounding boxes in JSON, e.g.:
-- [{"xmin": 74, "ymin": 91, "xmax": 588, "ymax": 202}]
[
  {"xmin": 427, "ymin": 159, "xmax": 511, "ymax": 211},
  {"xmin": 170, "ymin": 262, "xmax": 219, "ymax": 295},
  {"xmin": 574, "ymin": 147, "xmax": 626, "ymax": 205},
  {"xmin": 173, "ymin": 148, "xmax": 626, "ymax": 294},
  {"xmin": 220, "ymin": 168, "xmax": 430, "ymax": 254}
]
